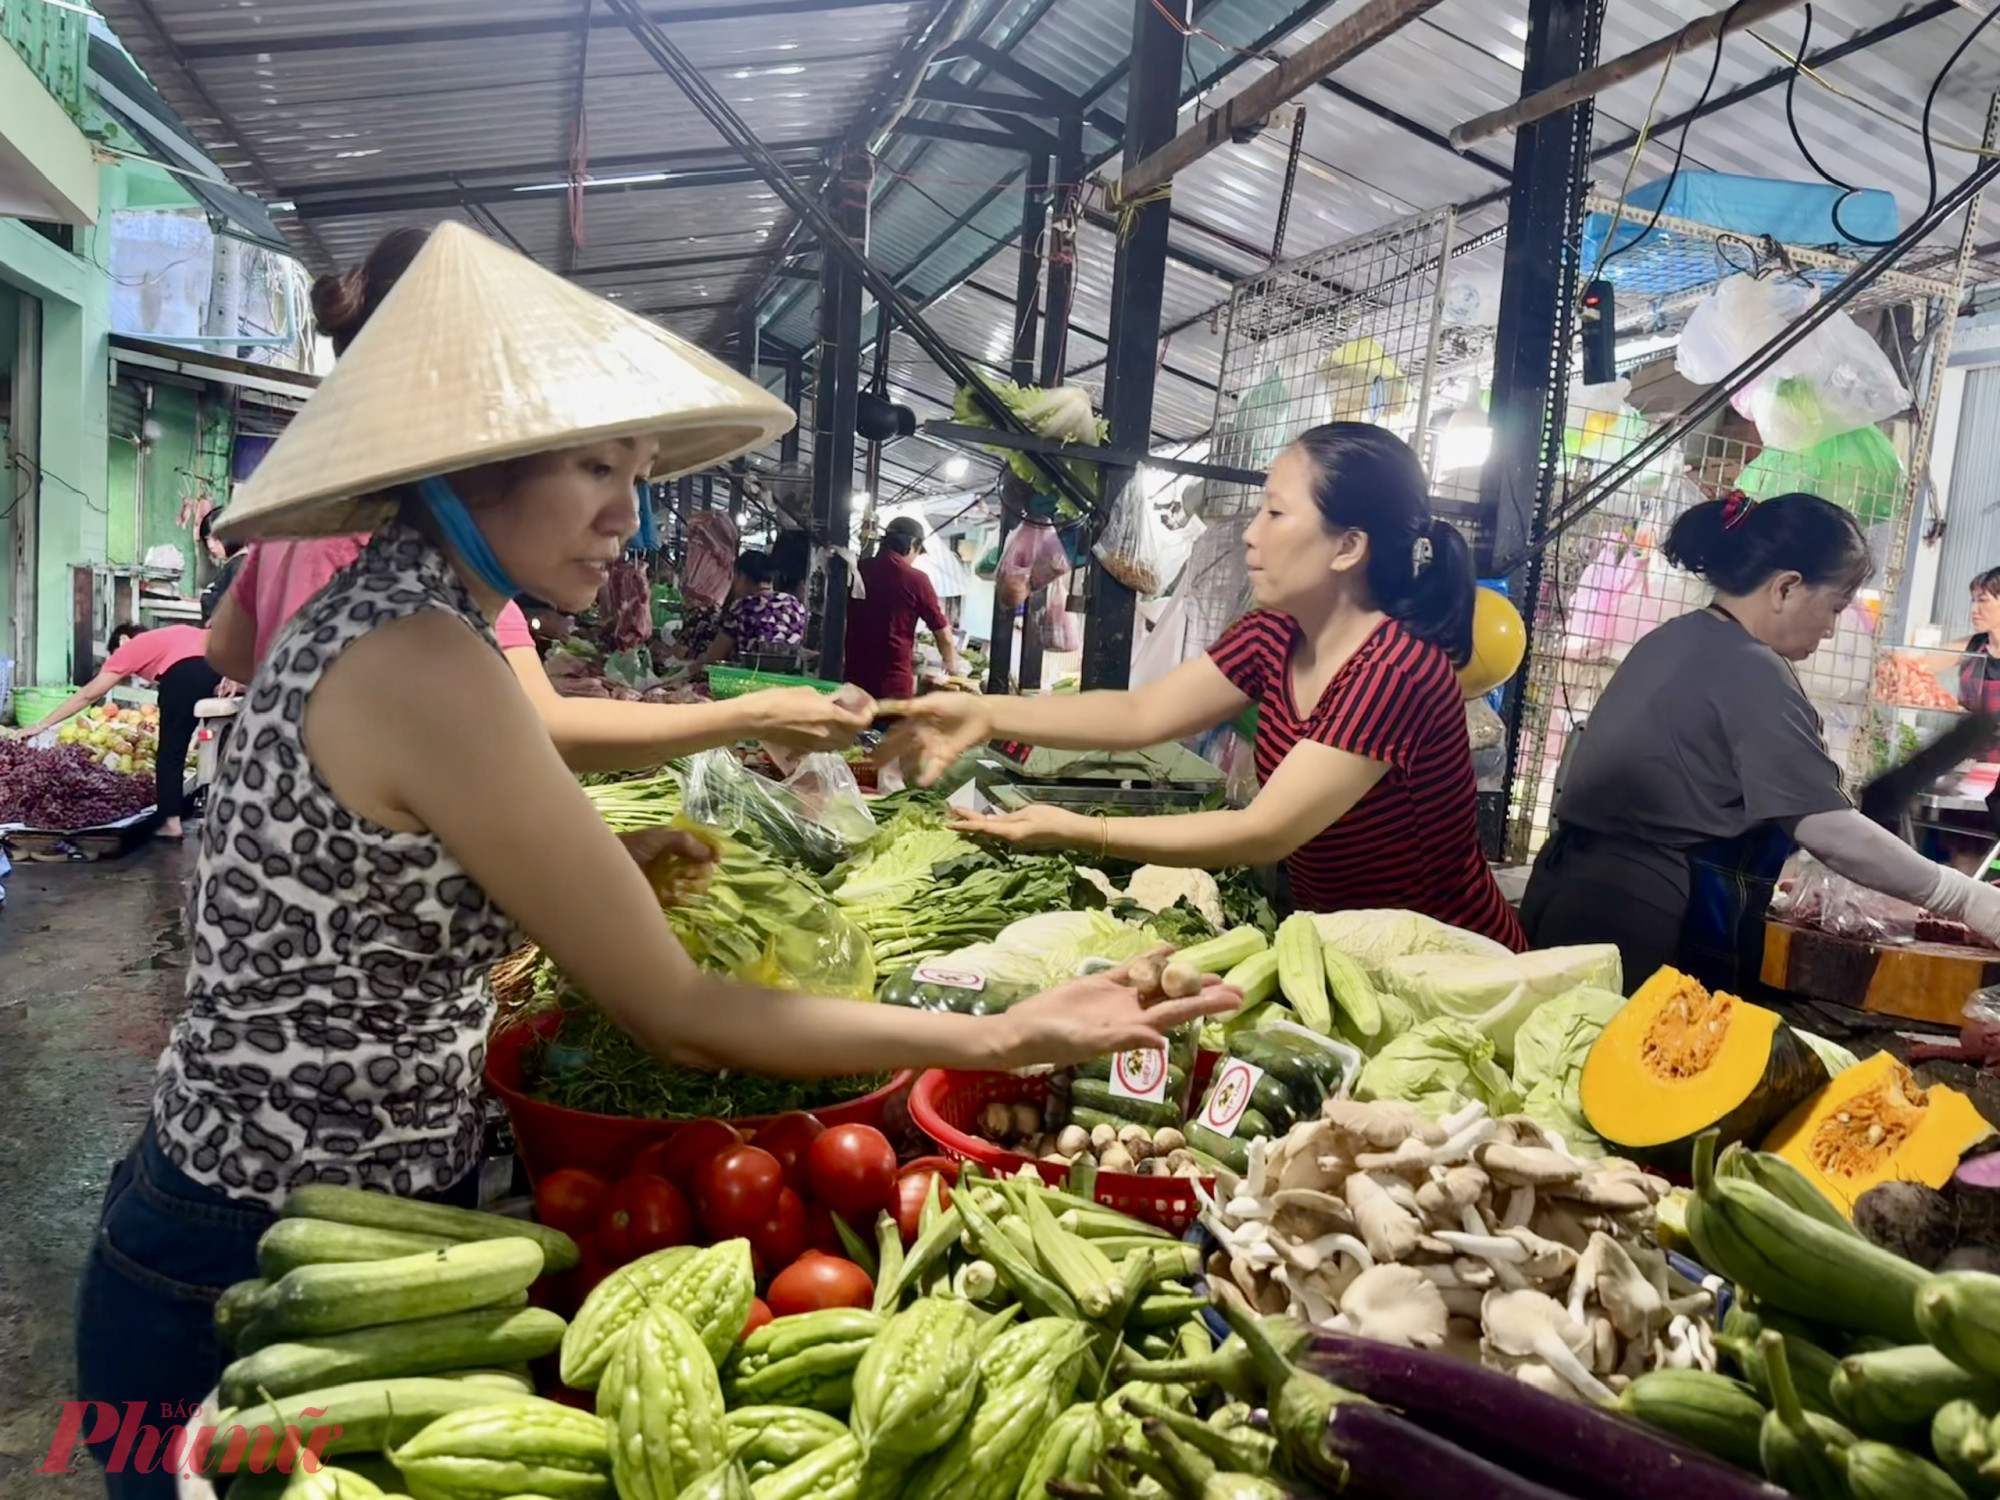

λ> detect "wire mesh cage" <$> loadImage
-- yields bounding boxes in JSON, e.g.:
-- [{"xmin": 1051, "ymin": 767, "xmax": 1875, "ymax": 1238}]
[{"xmin": 1183, "ymin": 209, "xmax": 1461, "ymax": 652}]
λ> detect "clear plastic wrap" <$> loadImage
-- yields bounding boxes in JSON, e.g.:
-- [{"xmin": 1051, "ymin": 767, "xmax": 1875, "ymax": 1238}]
[
  {"xmin": 1770, "ymin": 851, "xmax": 1920, "ymax": 944},
  {"xmin": 682, "ymin": 748, "xmax": 874, "ymax": 873}
]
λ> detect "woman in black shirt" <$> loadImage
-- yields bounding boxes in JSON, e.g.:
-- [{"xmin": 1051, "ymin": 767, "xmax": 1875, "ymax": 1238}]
[{"xmin": 1522, "ymin": 492, "xmax": 2000, "ymax": 993}]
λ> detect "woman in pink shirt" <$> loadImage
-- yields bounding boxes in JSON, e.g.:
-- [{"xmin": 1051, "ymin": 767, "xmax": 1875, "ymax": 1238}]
[{"xmin": 5, "ymin": 622, "xmax": 221, "ymax": 838}]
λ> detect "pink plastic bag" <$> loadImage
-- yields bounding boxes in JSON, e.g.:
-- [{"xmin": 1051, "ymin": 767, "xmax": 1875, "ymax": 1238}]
[{"xmin": 1001, "ymin": 521, "xmax": 1071, "ymax": 594}]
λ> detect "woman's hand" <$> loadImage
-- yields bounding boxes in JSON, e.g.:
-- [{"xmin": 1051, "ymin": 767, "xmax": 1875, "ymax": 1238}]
[
  {"xmin": 1000, "ymin": 965, "xmax": 1240, "ymax": 1069},
  {"xmin": 948, "ymin": 803, "xmax": 1093, "ymax": 851},
  {"xmin": 616, "ymin": 826, "xmax": 717, "ymax": 906},
  {"xmin": 745, "ymin": 685, "xmax": 873, "ymax": 752},
  {"xmin": 879, "ymin": 693, "xmax": 995, "ymax": 786}
]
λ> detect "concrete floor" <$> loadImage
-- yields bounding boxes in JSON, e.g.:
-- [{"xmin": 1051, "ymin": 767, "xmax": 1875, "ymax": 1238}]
[{"xmin": 0, "ymin": 845, "xmax": 191, "ymax": 1498}]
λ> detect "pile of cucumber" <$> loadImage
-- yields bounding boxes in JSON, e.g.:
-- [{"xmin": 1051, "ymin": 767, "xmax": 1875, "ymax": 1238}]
[
  {"xmin": 1617, "ymin": 1133, "xmax": 2000, "ymax": 1500},
  {"xmin": 204, "ymin": 1186, "xmax": 581, "ymax": 1498}
]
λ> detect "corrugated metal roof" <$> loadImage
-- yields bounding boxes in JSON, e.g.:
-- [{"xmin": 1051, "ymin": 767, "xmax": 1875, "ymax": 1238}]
[{"xmin": 86, "ymin": 0, "xmax": 2000, "ymax": 486}]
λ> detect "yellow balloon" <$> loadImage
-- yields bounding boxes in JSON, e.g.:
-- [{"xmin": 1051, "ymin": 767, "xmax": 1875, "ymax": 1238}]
[{"xmin": 1457, "ymin": 586, "xmax": 1526, "ymax": 698}]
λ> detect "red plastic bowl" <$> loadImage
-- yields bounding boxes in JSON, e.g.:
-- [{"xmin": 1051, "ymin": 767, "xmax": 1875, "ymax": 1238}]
[
  {"xmin": 909, "ymin": 1068, "xmax": 1213, "ymax": 1234},
  {"xmin": 487, "ymin": 1015, "xmax": 914, "ymax": 1184}
]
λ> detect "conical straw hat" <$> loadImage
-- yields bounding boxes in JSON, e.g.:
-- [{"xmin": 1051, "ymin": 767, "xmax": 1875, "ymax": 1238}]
[{"xmin": 218, "ymin": 222, "xmax": 796, "ymax": 542}]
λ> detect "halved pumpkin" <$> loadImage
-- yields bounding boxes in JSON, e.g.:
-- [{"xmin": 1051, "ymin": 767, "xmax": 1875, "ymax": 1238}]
[
  {"xmin": 1580, "ymin": 967, "xmax": 1828, "ymax": 1170},
  {"xmin": 1761, "ymin": 1050, "xmax": 1993, "ymax": 1216}
]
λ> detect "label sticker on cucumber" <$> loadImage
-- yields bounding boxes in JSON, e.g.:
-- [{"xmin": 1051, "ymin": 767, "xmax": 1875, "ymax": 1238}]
[
  {"xmin": 911, "ymin": 964, "xmax": 984, "ymax": 991},
  {"xmin": 1195, "ymin": 1059, "xmax": 1266, "ymax": 1137},
  {"xmin": 1108, "ymin": 1046, "xmax": 1169, "ymax": 1103}
]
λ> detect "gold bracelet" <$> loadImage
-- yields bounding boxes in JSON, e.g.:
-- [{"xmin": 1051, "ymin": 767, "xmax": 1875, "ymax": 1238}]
[{"xmin": 1099, "ymin": 813, "xmax": 1109, "ymax": 860}]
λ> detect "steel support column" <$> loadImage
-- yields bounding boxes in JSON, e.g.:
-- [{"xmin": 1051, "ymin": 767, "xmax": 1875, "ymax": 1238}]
[
  {"xmin": 781, "ymin": 355, "xmax": 804, "ymax": 467},
  {"xmin": 1083, "ymin": 0, "xmax": 1181, "ymax": 690},
  {"xmin": 812, "ymin": 149, "xmax": 870, "ymax": 680},
  {"xmin": 1040, "ymin": 118, "xmax": 1083, "ymax": 389},
  {"xmin": 1478, "ymin": 0, "xmax": 1604, "ymax": 855}
]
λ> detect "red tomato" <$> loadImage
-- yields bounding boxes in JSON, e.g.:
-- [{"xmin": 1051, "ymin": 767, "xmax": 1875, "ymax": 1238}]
[
  {"xmin": 630, "ymin": 1120, "xmax": 742, "ymax": 1193},
  {"xmin": 541, "ymin": 1231, "xmax": 607, "ymax": 1317},
  {"xmin": 596, "ymin": 1174, "xmax": 693, "ymax": 1266},
  {"xmin": 766, "ymin": 1251, "xmax": 874, "ymax": 1318},
  {"xmin": 892, "ymin": 1169, "xmax": 952, "ymax": 1247},
  {"xmin": 898, "ymin": 1156, "xmax": 961, "ymax": 1186},
  {"xmin": 695, "ymin": 1145, "xmax": 787, "ymax": 1240},
  {"xmin": 749, "ymin": 1186, "xmax": 808, "ymax": 1273},
  {"xmin": 534, "ymin": 1168, "xmax": 609, "ymax": 1239},
  {"xmin": 741, "ymin": 1297, "xmax": 774, "ymax": 1341},
  {"xmin": 806, "ymin": 1125, "xmax": 898, "ymax": 1222},
  {"xmin": 752, "ymin": 1112, "xmax": 826, "ymax": 1194}
]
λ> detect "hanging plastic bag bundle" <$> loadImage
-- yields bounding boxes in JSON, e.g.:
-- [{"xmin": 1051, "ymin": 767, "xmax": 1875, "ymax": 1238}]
[
  {"xmin": 682, "ymin": 511, "xmax": 741, "ymax": 608},
  {"xmin": 996, "ymin": 518, "xmax": 1071, "ymax": 608}
]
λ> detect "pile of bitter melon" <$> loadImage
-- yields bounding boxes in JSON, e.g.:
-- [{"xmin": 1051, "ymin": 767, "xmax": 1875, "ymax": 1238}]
[{"xmin": 1613, "ymin": 1129, "xmax": 2000, "ymax": 1499}]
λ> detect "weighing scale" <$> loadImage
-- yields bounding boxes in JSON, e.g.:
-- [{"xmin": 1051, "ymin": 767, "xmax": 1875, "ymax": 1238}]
[{"xmin": 972, "ymin": 739, "xmax": 1225, "ymax": 814}]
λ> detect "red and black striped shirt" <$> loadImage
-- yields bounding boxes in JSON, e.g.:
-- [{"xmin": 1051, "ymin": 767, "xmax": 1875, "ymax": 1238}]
[{"xmin": 1208, "ymin": 610, "xmax": 1524, "ymax": 949}]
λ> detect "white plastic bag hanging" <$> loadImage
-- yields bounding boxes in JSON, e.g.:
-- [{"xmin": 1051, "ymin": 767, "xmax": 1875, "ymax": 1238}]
[
  {"xmin": 1743, "ymin": 310, "xmax": 1909, "ymax": 451},
  {"xmin": 1092, "ymin": 477, "xmax": 1187, "ymax": 597},
  {"xmin": 1677, "ymin": 274, "xmax": 1816, "ymax": 385}
]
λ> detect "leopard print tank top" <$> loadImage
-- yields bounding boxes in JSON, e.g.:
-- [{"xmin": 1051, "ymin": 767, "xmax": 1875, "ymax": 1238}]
[{"xmin": 152, "ymin": 523, "xmax": 519, "ymax": 1208}]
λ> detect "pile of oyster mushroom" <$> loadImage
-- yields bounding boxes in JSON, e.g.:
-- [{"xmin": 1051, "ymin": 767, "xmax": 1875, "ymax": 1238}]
[{"xmin": 1196, "ymin": 1098, "xmax": 1720, "ymax": 1405}]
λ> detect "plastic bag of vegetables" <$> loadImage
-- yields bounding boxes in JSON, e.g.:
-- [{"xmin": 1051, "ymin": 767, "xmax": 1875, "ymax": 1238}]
[
  {"xmin": 667, "ymin": 822, "xmax": 875, "ymax": 1000},
  {"xmin": 683, "ymin": 748, "xmax": 873, "ymax": 873}
]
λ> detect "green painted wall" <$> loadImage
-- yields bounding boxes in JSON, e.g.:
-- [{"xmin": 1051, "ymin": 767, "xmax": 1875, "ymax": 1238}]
[{"xmin": 105, "ymin": 382, "xmax": 232, "ymax": 577}]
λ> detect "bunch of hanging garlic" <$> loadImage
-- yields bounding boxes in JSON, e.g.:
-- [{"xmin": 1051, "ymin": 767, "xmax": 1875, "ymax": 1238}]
[{"xmin": 1197, "ymin": 1098, "xmax": 1720, "ymax": 1405}]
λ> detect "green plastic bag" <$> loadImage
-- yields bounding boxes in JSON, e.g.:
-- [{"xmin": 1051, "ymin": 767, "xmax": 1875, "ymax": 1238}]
[{"xmin": 1738, "ymin": 425, "xmax": 1903, "ymax": 526}]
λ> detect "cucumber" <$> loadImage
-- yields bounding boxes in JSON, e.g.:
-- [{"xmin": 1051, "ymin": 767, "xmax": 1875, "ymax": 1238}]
[
  {"xmin": 221, "ymin": 1304, "xmax": 567, "ymax": 1407},
  {"xmin": 1224, "ymin": 1032, "xmax": 1330, "ymax": 1099},
  {"xmin": 256, "ymin": 1218, "xmax": 454, "ymax": 1280},
  {"xmin": 256, "ymin": 1239, "xmax": 544, "ymax": 1342},
  {"xmin": 199, "ymin": 1378, "xmax": 547, "ymax": 1472},
  {"xmin": 1171, "ymin": 927, "xmax": 1267, "ymax": 977},
  {"xmin": 1074, "ymin": 1059, "xmax": 1188, "ymax": 1096},
  {"xmin": 279, "ymin": 1184, "xmax": 579, "ymax": 1272},
  {"xmin": 1068, "ymin": 1079, "xmax": 1182, "ymax": 1131},
  {"xmin": 216, "ymin": 1278, "xmax": 274, "ymax": 1351},
  {"xmin": 1185, "ymin": 1123, "xmax": 1249, "ymax": 1174}
]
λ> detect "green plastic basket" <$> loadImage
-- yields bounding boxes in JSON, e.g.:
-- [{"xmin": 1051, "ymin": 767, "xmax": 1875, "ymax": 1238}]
[
  {"xmin": 11, "ymin": 685, "xmax": 77, "ymax": 728},
  {"xmin": 706, "ymin": 666, "xmax": 842, "ymax": 700}
]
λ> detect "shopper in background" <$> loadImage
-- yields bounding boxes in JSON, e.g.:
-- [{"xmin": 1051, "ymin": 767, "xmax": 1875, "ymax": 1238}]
[
  {"xmin": 1954, "ymin": 566, "xmax": 2000, "ymax": 736},
  {"xmin": 1522, "ymin": 491, "xmax": 2000, "ymax": 993},
  {"xmin": 846, "ymin": 515, "xmax": 961, "ymax": 699},
  {"xmin": 694, "ymin": 549, "xmax": 808, "ymax": 665},
  {"xmin": 196, "ymin": 509, "xmax": 246, "ymax": 623},
  {"xmin": 206, "ymin": 229, "xmax": 868, "ymax": 767},
  {"xmin": 5, "ymin": 621, "xmax": 220, "ymax": 841},
  {"xmin": 884, "ymin": 423, "xmax": 1522, "ymax": 948},
  {"xmin": 73, "ymin": 226, "xmax": 1236, "ymax": 1496}
]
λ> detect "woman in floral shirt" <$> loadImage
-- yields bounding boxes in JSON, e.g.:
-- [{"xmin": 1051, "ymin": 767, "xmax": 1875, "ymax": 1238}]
[{"xmin": 698, "ymin": 550, "xmax": 807, "ymax": 664}]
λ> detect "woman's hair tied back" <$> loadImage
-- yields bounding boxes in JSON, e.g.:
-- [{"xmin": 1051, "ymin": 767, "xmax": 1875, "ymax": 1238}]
[{"xmin": 1662, "ymin": 489, "xmax": 1872, "ymax": 597}]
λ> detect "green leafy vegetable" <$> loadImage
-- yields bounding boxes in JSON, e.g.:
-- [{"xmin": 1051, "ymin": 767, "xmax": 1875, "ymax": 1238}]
[
  {"xmin": 1355, "ymin": 1017, "xmax": 1521, "ymax": 1120},
  {"xmin": 1509, "ymin": 985, "xmax": 1626, "ymax": 1153}
]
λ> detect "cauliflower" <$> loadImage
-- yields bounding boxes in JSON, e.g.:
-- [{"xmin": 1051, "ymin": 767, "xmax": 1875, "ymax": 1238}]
[{"xmin": 1122, "ymin": 866, "xmax": 1226, "ymax": 929}]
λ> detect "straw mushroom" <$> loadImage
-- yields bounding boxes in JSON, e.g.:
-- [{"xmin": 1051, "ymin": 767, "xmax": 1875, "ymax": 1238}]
[{"xmin": 1331, "ymin": 1264, "xmax": 1449, "ymax": 1349}]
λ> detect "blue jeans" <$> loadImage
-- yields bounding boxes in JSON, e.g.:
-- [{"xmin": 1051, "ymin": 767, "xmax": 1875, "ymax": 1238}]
[{"xmin": 73, "ymin": 1124, "xmax": 477, "ymax": 1498}]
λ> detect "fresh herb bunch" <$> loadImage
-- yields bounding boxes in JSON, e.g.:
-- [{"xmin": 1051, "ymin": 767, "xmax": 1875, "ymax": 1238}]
[{"xmin": 525, "ymin": 1007, "xmax": 888, "ymax": 1120}]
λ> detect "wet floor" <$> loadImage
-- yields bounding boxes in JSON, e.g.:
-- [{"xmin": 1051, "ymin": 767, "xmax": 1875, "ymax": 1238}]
[{"xmin": 0, "ymin": 845, "xmax": 191, "ymax": 1497}]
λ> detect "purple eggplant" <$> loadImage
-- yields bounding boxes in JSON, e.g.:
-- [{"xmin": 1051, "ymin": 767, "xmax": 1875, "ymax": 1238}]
[
  {"xmin": 1323, "ymin": 1399, "xmax": 1583, "ymax": 1500},
  {"xmin": 1306, "ymin": 1332, "xmax": 1784, "ymax": 1500}
]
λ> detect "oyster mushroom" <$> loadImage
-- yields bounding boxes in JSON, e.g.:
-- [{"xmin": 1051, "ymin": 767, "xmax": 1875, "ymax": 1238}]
[
  {"xmin": 1477, "ymin": 1142, "xmax": 1584, "ymax": 1189},
  {"xmin": 1482, "ymin": 1289, "xmax": 1617, "ymax": 1405},
  {"xmin": 1591, "ymin": 1232, "xmax": 1666, "ymax": 1342},
  {"xmin": 1344, "ymin": 1171, "xmax": 1422, "ymax": 1263},
  {"xmin": 1322, "ymin": 1099, "xmax": 1444, "ymax": 1150},
  {"xmin": 1330, "ymin": 1263, "xmax": 1449, "ymax": 1350},
  {"xmin": 1414, "ymin": 1166, "xmax": 1488, "ymax": 1221}
]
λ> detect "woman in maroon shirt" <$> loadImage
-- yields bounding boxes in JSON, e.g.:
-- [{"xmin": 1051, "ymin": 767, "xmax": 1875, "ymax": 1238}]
[{"xmin": 884, "ymin": 423, "xmax": 1521, "ymax": 947}]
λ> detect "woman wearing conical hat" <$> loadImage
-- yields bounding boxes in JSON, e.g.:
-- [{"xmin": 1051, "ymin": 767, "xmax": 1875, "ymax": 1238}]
[{"xmin": 74, "ymin": 224, "xmax": 1237, "ymax": 1488}]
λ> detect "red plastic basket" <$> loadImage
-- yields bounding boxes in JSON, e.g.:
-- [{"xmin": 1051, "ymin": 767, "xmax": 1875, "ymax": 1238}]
[
  {"xmin": 487, "ymin": 1015, "xmax": 914, "ymax": 1184},
  {"xmin": 909, "ymin": 1069, "xmax": 1213, "ymax": 1234}
]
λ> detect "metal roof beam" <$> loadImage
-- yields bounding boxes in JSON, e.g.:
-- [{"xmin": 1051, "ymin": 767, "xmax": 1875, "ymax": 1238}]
[
  {"xmin": 574, "ymin": 248, "xmax": 767, "ymax": 277},
  {"xmin": 915, "ymin": 76, "xmax": 1122, "ymax": 139},
  {"xmin": 896, "ymin": 117, "xmax": 1061, "ymax": 156},
  {"xmin": 935, "ymin": 40, "xmax": 1081, "ymax": 109},
  {"xmin": 287, "ymin": 163, "xmax": 803, "ymax": 219},
  {"xmin": 1317, "ymin": 79, "xmax": 1512, "ymax": 181},
  {"xmin": 276, "ymin": 142, "xmax": 834, "ymax": 204},
  {"xmin": 953, "ymin": 278, "xmax": 1219, "ymax": 391},
  {"xmin": 1458, "ymin": 0, "xmax": 1963, "ymax": 215},
  {"xmin": 173, "ymin": 0, "xmax": 916, "ymax": 57},
  {"xmin": 1112, "ymin": 0, "xmax": 1444, "ymax": 203}
]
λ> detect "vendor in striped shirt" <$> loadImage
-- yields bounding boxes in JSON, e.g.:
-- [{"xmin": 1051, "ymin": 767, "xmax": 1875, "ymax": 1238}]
[{"xmin": 883, "ymin": 423, "xmax": 1523, "ymax": 949}]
